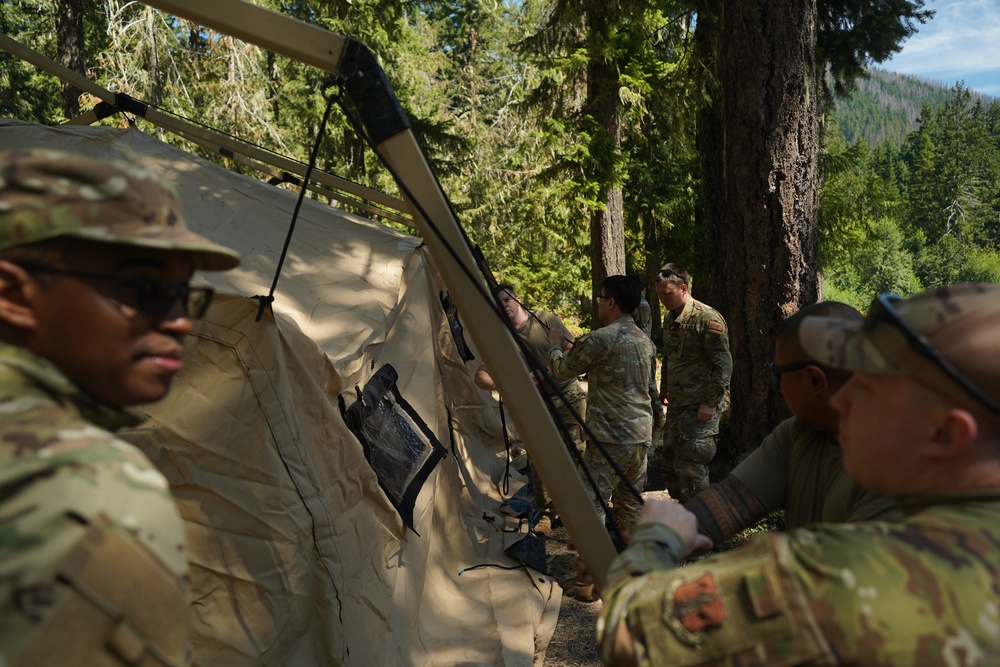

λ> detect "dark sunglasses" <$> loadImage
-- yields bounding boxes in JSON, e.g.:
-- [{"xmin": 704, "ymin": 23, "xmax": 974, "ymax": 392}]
[
  {"xmin": 868, "ymin": 293, "xmax": 1000, "ymax": 415},
  {"xmin": 769, "ymin": 360, "xmax": 814, "ymax": 379},
  {"xmin": 594, "ymin": 294, "xmax": 612, "ymax": 301},
  {"xmin": 20, "ymin": 265, "xmax": 214, "ymax": 320},
  {"xmin": 657, "ymin": 269, "xmax": 687, "ymax": 285}
]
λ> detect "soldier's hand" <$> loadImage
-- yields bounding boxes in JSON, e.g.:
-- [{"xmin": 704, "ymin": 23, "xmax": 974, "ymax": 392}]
[
  {"xmin": 696, "ymin": 403, "xmax": 716, "ymax": 422},
  {"xmin": 638, "ymin": 500, "xmax": 713, "ymax": 558},
  {"xmin": 659, "ymin": 390, "xmax": 669, "ymax": 406},
  {"xmin": 570, "ymin": 531, "xmax": 631, "ymax": 597}
]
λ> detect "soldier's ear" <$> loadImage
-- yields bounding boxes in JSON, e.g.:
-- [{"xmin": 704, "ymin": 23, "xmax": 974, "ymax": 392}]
[
  {"xmin": 922, "ymin": 407, "xmax": 977, "ymax": 461},
  {"xmin": 0, "ymin": 260, "xmax": 39, "ymax": 331}
]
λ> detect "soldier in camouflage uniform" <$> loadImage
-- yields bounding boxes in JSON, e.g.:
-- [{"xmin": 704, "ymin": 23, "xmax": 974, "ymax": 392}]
[
  {"xmin": 685, "ymin": 301, "xmax": 896, "ymax": 545},
  {"xmin": 655, "ymin": 264, "xmax": 732, "ymax": 502},
  {"xmin": 599, "ymin": 283, "xmax": 1000, "ymax": 666},
  {"xmin": 0, "ymin": 149, "xmax": 240, "ymax": 667},
  {"xmin": 475, "ymin": 284, "xmax": 586, "ymax": 522},
  {"xmin": 548, "ymin": 275, "xmax": 657, "ymax": 534}
]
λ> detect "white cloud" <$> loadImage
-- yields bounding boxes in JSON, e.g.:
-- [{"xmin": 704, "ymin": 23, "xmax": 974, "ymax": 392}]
[{"xmin": 883, "ymin": 0, "xmax": 1000, "ymax": 92}]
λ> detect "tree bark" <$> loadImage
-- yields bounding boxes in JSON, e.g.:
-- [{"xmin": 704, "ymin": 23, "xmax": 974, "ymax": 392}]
[
  {"xmin": 587, "ymin": 55, "xmax": 626, "ymax": 321},
  {"xmin": 693, "ymin": 1, "xmax": 727, "ymax": 314},
  {"xmin": 715, "ymin": 0, "xmax": 821, "ymax": 472},
  {"xmin": 55, "ymin": 0, "xmax": 87, "ymax": 119}
]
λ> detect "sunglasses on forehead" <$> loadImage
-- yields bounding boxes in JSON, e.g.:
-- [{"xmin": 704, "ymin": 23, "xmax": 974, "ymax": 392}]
[
  {"xmin": 868, "ymin": 293, "xmax": 1000, "ymax": 415},
  {"xmin": 657, "ymin": 269, "xmax": 687, "ymax": 284},
  {"xmin": 18, "ymin": 264, "xmax": 215, "ymax": 320}
]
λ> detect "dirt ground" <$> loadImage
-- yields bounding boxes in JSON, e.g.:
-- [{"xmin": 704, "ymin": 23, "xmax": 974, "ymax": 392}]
[
  {"xmin": 541, "ymin": 520, "xmax": 602, "ymax": 667},
  {"xmin": 540, "ymin": 489, "xmax": 674, "ymax": 667},
  {"xmin": 539, "ymin": 482, "xmax": 780, "ymax": 666}
]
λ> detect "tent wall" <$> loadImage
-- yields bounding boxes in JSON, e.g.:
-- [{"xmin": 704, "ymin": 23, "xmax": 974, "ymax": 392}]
[{"xmin": 0, "ymin": 121, "xmax": 560, "ymax": 666}]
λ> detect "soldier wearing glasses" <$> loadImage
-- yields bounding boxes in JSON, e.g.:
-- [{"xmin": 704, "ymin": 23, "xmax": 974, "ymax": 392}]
[
  {"xmin": 548, "ymin": 275, "xmax": 657, "ymax": 535},
  {"xmin": 0, "ymin": 149, "xmax": 240, "ymax": 666},
  {"xmin": 685, "ymin": 301, "xmax": 895, "ymax": 546},
  {"xmin": 599, "ymin": 284, "xmax": 1000, "ymax": 666},
  {"xmin": 654, "ymin": 263, "xmax": 732, "ymax": 502}
]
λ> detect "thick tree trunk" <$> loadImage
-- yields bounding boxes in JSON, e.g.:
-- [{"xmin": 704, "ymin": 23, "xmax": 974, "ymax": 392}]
[
  {"xmin": 55, "ymin": 0, "xmax": 86, "ymax": 118},
  {"xmin": 587, "ymin": 57, "xmax": 626, "ymax": 322},
  {"xmin": 716, "ymin": 0, "xmax": 820, "ymax": 472},
  {"xmin": 643, "ymin": 210, "xmax": 662, "ymax": 343},
  {"xmin": 693, "ymin": 1, "xmax": 727, "ymax": 314}
]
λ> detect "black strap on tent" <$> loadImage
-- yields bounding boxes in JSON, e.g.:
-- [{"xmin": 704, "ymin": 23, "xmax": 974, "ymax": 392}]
[
  {"xmin": 497, "ymin": 395, "xmax": 512, "ymax": 496},
  {"xmin": 253, "ymin": 79, "xmax": 338, "ymax": 322}
]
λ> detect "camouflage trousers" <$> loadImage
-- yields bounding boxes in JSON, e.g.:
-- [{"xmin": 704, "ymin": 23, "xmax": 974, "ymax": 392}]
[
  {"xmin": 661, "ymin": 403, "xmax": 719, "ymax": 502},
  {"xmin": 585, "ymin": 440, "xmax": 650, "ymax": 533},
  {"xmin": 532, "ymin": 388, "xmax": 587, "ymax": 515}
]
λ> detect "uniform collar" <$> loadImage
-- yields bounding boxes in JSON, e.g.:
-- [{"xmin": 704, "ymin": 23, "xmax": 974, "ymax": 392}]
[
  {"xmin": 0, "ymin": 342, "xmax": 142, "ymax": 431},
  {"xmin": 672, "ymin": 297, "xmax": 697, "ymax": 323}
]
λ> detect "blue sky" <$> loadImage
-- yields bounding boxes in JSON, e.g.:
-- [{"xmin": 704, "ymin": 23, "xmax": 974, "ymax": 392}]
[{"xmin": 881, "ymin": 0, "xmax": 1000, "ymax": 96}]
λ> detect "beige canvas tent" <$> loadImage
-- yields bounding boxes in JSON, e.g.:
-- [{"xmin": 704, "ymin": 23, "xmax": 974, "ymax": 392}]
[{"xmin": 0, "ymin": 120, "xmax": 562, "ymax": 665}]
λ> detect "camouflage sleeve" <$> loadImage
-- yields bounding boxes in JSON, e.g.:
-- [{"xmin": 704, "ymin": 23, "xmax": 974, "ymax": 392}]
[
  {"xmin": 549, "ymin": 333, "xmax": 602, "ymax": 379},
  {"xmin": 602, "ymin": 509, "xmax": 1000, "ymax": 666},
  {"xmin": 700, "ymin": 312, "xmax": 732, "ymax": 407},
  {"xmin": 599, "ymin": 523, "xmax": 687, "ymax": 664},
  {"xmin": 600, "ymin": 529, "xmax": 834, "ymax": 666},
  {"xmin": 0, "ymin": 411, "xmax": 190, "ymax": 664}
]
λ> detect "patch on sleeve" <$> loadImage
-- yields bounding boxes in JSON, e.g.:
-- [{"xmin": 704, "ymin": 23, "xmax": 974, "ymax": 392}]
[
  {"xmin": 707, "ymin": 320, "xmax": 724, "ymax": 333},
  {"xmin": 666, "ymin": 573, "xmax": 727, "ymax": 645}
]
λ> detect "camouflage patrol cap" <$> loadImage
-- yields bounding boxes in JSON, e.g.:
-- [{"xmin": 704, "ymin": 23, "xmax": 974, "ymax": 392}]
[
  {"xmin": 0, "ymin": 148, "xmax": 240, "ymax": 271},
  {"xmin": 799, "ymin": 284, "xmax": 1000, "ymax": 413}
]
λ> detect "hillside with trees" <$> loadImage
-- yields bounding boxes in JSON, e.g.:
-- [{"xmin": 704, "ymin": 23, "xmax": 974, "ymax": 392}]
[{"xmin": 832, "ymin": 67, "xmax": 992, "ymax": 146}]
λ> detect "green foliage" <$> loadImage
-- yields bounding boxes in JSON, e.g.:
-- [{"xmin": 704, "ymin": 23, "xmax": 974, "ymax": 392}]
[
  {"xmin": 817, "ymin": 0, "xmax": 932, "ymax": 97},
  {"xmin": 821, "ymin": 81, "xmax": 1000, "ymax": 304}
]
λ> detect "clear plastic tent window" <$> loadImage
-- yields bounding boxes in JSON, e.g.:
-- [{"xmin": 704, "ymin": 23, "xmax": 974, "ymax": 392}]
[{"xmin": 340, "ymin": 364, "xmax": 447, "ymax": 533}]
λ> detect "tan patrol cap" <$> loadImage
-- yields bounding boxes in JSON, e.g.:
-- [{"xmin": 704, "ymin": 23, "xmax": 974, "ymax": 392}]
[
  {"xmin": 0, "ymin": 148, "xmax": 240, "ymax": 271},
  {"xmin": 799, "ymin": 283, "xmax": 1000, "ymax": 415}
]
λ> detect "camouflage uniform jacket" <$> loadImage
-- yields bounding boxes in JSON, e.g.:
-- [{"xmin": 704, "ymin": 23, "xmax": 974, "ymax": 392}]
[
  {"xmin": 549, "ymin": 317, "xmax": 655, "ymax": 445},
  {"xmin": 599, "ymin": 491, "xmax": 1000, "ymax": 666},
  {"xmin": 0, "ymin": 344, "xmax": 190, "ymax": 665},
  {"xmin": 661, "ymin": 298, "xmax": 732, "ymax": 408}
]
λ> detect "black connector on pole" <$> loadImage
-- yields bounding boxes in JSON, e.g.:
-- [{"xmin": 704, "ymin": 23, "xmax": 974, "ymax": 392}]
[{"xmin": 337, "ymin": 38, "xmax": 410, "ymax": 144}]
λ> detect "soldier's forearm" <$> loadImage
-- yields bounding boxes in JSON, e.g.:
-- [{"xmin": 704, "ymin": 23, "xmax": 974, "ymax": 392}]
[{"xmin": 685, "ymin": 476, "xmax": 769, "ymax": 545}]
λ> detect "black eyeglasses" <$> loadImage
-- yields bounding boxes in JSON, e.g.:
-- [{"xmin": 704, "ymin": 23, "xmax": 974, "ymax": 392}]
[
  {"xmin": 20, "ymin": 265, "xmax": 214, "ymax": 320},
  {"xmin": 868, "ymin": 293, "xmax": 1000, "ymax": 415},
  {"xmin": 769, "ymin": 360, "xmax": 814, "ymax": 379},
  {"xmin": 594, "ymin": 294, "xmax": 612, "ymax": 301}
]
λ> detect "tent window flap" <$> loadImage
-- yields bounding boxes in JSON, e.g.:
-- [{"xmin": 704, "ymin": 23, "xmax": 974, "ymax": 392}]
[{"xmin": 340, "ymin": 364, "xmax": 446, "ymax": 532}]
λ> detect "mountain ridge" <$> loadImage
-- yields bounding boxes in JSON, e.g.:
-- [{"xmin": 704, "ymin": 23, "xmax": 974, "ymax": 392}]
[{"xmin": 832, "ymin": 67, "xmax": 993, "ymax": 146}]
